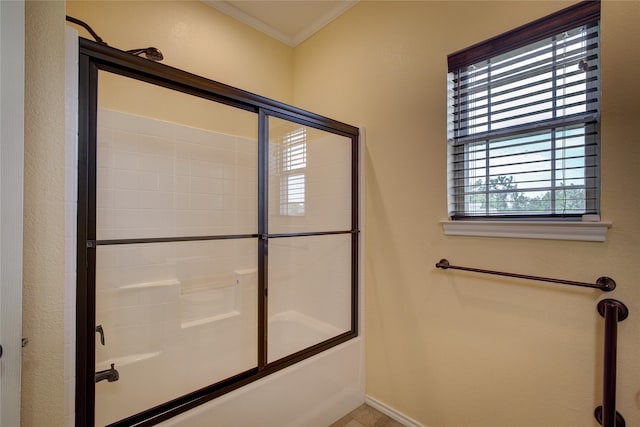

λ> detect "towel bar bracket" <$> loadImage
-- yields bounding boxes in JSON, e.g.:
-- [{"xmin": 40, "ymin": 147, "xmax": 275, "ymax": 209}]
[
  {"xmin": 597, "ymin": 299, "xmax": 628, "ymax": 321},
  {"xmin": 594, "ymin": 405, "xmax": 626, "ymax": 427},
  {"xmin": 596, "ymin": 277, "xmax": 617, "ymax": 292}
]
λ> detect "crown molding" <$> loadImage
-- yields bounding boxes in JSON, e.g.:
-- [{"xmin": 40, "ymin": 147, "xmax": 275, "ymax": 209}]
[{"xmin": 203, "ymin": 1, "xmax": 357, "ymax": 47}]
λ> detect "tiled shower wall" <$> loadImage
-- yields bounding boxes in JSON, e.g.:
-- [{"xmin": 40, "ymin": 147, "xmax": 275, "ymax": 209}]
[
  {"xmin": 94, "ymin": 109, "xmax": 258, "ymax": 364},
  {"xmin": 97, "ymin": 108, "xmax": 257, "ymax": 240},
  {"xmin": 93, "ymin": 108, "xmax": 354, "ymax": 355},
  {"xmin": 267, "ymin": 125, "xmax": 353, "ymax": 333}
]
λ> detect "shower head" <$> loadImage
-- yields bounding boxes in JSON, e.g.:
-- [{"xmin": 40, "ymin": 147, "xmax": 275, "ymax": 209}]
[
  {"xmin": 127, "ymin": 47, "xmax": 164, "ymax": 62},
  {"xmin": 65, "ymin": 16, "xmax": 164, "ymax": 62}
]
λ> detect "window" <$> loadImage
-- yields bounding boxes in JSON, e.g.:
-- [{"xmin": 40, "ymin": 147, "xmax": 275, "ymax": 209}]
[
  {"xmin": 447, "ymin": 1, "xmax": 600, "ymax": 220},
  {"xmin": 279, "ymin": 127, "xmax": 307, "ymax": 216}
]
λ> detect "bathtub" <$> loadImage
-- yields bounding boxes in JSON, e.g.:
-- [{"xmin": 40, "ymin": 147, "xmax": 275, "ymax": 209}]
[
  {"xmin": 159, "ymin": 327, "xmax": 363, "ymax": 427},
  {"xmin": 95, "ymin": 305, "xmax": 363, "ymax": 427},
  {"xmin": 267, "ymin": 310, "xmax": 344, "ymax": 361}
]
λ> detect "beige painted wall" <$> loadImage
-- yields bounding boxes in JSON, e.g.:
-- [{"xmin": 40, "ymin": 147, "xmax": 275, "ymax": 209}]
[
  {"xmin": 66, "ymin": 0, "xmax": 293, "ymax": 104},
  {"xmin": 23, "ymin": 1, "xmax": 66, "ymax": 425},
  {"xmin": 24, "ymin": 1, "xmax": 640, "ymax": 426},
  {"xmin": 293, "ymin": 1, "xmax": 640, "ymax": 426},
  {"xmin": 66, "ymin": 0, "xmax": 295, "ymax": 138}
]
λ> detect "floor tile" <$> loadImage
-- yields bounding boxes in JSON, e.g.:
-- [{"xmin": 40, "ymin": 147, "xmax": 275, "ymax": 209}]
[
  {"xmin": 330, "ymin": 418, "xmax": 366, "ymax": 427},
  {"xmin": 375, "ymin": 416, "xmax": 406, "ymax": 427},
  {"xmin": 330, "ymin": 404, "xmax": 406, "ymax": 427},
  {"xmin": 329, "ymin": 417, "xmax": 355, "ymax": 427},
  {"xmin": 350, "ymin": 404, "xmax": 386, "ymax": 426}
]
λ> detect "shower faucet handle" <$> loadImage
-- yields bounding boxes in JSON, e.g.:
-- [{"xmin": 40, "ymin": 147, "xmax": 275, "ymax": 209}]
[{"xmin": 95, "ymin": 325, "xmax": 105, "ymax": 346}]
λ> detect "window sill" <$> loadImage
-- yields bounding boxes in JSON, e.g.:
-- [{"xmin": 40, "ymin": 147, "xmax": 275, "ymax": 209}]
[{"xmin": 441, "ymin": 220, "xmax": 611, "ymax": 242}]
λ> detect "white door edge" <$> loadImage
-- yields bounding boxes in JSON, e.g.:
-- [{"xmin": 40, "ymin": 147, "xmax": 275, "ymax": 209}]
[{"xmin": 0, "ymin": 1, "xmax": 25, "ymax": 425}]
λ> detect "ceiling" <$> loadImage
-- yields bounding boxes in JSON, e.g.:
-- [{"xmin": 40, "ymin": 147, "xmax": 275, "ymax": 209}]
[{"xmin": 203, "ymin": 1, "xmax": 358, "ymax": 47}]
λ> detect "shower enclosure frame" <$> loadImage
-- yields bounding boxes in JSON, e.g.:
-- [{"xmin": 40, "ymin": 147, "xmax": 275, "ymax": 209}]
[{"xmin": 75, "ymin": 38, "xmax": 359, "ymax": 426}]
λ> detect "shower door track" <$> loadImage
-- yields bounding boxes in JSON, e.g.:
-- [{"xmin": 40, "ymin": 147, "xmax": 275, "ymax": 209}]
[{"xmin": 76, "ymin": 38, "xmax": 360, "ymax": 427}]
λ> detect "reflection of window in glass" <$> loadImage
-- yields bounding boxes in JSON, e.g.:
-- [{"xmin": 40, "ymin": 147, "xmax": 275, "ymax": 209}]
[
  {"xmin": 280, "ymin": 128, "xmax": 306, "ymax": 216},
  {"xmin": 447, "ymin": 2, "xmax": 600, "ymax": 219}
]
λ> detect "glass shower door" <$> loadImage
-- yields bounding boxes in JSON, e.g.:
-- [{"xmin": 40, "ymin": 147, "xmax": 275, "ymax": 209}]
[
  {"xmin": 266, "ymin": 115, "xmax": 355, "ymax": 363},
  {"xmin": 93, "ymin": 71, "xmax": 259, "ymax": 426},
  {"xmin": 78, "ymin": 42, "xmax": 359, "ymax": 425}
]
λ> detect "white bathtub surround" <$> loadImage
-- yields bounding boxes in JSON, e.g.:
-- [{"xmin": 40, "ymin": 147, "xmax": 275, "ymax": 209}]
[
  {"xmin": 95, "ymin": 275, "xmax": 258, "ymax": 424},
  {"xmin": 155, "ymin": 128, "xmax": 366, "ymax": 426},
  {"xmin": 159, "ymin": 337, "xmax": 364, "ymax": 427},
  {"xmin": 96, "ymin": 285, "xmax": 358, "ymax": 426},
  {"xmin": 89, "ymin": 107, "xmax": 363, "ymax": 425},
  {"xmin": 94, "ymin": 239, "xmax": 259, "ymax": 425},
  {"xmin": 91, "ymin": 106, "xmax": 260, "ymax": 424},
  {"xmin": 267, "ymin": 233, "xmax": 353, "ymax": 362},
  {"xmin": 96, "ymin": 108, "xmax": 257, "ymax": 241},
  {"xmin": 267, "ymin": 311, "xmax": 342, "ymax": 362}
]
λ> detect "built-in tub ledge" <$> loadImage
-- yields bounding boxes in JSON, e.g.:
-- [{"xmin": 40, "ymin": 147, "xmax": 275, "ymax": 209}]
[
  {"xmin": 181, "ymin": 310, "xmax": 240, "ymax": 329},
  {"xmin": 120, "ymin": 279, "xmax": 180, "ymax": 289},
  {"xmin": 96, "ymin": 352, "xmax": 160, "ymax": 371}
]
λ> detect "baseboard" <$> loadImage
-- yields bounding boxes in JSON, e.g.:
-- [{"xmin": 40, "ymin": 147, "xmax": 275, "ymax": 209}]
[{"xmin": 364, "ymin": 395, "xmax": 425, "ymax": 427}]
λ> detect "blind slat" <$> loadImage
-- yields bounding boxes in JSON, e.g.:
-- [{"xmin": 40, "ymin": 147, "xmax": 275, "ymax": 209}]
[
  {"xmin": 455, "ymin": 62, "xmax": 599, "ymax": 102},
  {"xmin": 449, "ymin": 115, "xmax": 598, "ymax": 146},
  {"xmin": 454, "ymin": 29, "xmax": 599, "ymax": 85},
  {"xmin": 451, "ymin": 130, "xmax": 598, "ymax": 155}
]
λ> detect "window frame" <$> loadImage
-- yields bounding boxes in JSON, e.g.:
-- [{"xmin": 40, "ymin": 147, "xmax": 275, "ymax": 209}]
[{"xmin": 447, "ymin": 0, "xmax": 601, "ymax": 221}]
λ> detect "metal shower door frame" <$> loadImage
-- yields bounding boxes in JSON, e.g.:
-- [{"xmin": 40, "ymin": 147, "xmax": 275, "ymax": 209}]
[{"xmin": 76, "ymin": 38, "xmax": 359, "ymax": 426}]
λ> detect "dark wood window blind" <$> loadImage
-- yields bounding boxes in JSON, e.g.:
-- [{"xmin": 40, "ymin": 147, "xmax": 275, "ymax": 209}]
[{"xmin": 447, "ymin": 1, "xmax": 601, "ymax": 219}]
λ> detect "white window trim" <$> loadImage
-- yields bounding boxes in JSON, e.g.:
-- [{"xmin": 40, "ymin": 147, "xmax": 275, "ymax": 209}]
[{"xmin": 441, "ymin": 219, "xmax": 611, "ymax": 242}]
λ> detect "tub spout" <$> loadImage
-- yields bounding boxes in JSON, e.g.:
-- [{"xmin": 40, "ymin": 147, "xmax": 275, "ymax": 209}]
[{"xmin": 95, "ymin": 363, "xmax": 119, "ymax": 383}]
